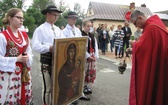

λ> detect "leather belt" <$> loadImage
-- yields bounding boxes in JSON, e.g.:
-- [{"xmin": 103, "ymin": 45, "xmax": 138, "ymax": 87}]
[{"xmin": 40, "ymin": 52, "xmax": 52, "ymax": 65}]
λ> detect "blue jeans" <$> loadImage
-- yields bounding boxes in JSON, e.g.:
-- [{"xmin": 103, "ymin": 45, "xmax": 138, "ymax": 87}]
[
  {"xmin": 110, "ymin": 40, "xmax": 114, "ymax": 52},
  {"xmin": 101, "ymin": 40, "xmax": 106, "ymax": 53}
]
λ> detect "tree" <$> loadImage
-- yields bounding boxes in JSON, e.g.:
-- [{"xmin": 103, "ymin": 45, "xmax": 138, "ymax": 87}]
[
  {"xmin": 0, "ymin": 0, "xmax": 25, "ymax": 13},
  {"xmin": 32, "ymin": 0, "xmax": 55, "ymax": 11},
  {"xmin": 73, "ymin": 3, "xmax": 86, "ymax": 27},
  {"xmin": 0, "ymin": 0, "xmax": 27, "ymax": 27},
  {"xmin": 55, "ymin": 0, "xmax": 70, "ymax": 28},
  {"xmin": 29, "ymin": 0, "xmax": 57, "ymax": 27},
  {"xmin": 26, "ymin": 6, "xmax": 43, "ymax": 25},
  {"xmin": 55, "ymin": 1, "xmax": 86, "ymax": 27},
  {"xmin": 26, "ymin": 0, "xmax": 86, "ymax": 28},
  {"xmin": 23, "ymin": 12, "xmax": 35, "ymax": 35},
  {"xmin": 58, "ymin": 0, "xmax": 70, "ymax": 12},
  {"xmin": 74, "ymin": 3, "xmax": 86, "ymax": 20}
]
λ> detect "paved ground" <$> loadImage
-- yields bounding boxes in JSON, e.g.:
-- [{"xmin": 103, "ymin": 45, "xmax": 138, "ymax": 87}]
[
  {"xmin": 31, "ymin": 47, "xmax": 132, "ymax": 105},
  {"xmin": 98, "ymin": 50, "xmax": 132, "ymax": 68}
]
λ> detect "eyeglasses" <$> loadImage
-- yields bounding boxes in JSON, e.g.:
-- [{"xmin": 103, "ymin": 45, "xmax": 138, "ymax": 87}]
[
  {"xmin": 49, "ymin": 13, "xmax": 59, "ymax": 17},
  {"xmin": 133, "ymin": 18, "xmax": 138, "ymax": 26},
  {"xmin": 13, "ymin": 16, "xmax": 24, "ymax": 21}
]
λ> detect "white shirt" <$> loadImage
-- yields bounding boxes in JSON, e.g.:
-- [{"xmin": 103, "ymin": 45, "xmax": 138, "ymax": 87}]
[
  {"xmin": 62, "ymin": 24, "xmax": 90, "ymax": 59},
  {"xmin": 0, "ymin": 31, "xmax": 33, "ymax": 72},
  {"xmin": 90, "ymin": 27, "xmax": 94, "ymax": 33},
  {"xmin": 92, "ymin": 37, "xmax": 99, "ymax": 59},
  {"xmin": 108, "ymin": 29, "xmax": 115, "ymax": 40},
  {"xmin": 62, "ymin": 24, "xmax": 82, "ymax": 37},
  {"xmin": 32, "ymin": 22, "xmax": 64, "ymax": 54}
]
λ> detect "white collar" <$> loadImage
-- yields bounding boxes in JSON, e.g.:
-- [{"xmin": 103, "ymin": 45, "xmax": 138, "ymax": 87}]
[
  {"xmin": 66, "ymin": 24, "xmax": 76, "ymax": 29},
  {"xmin": 44, "ymin": 22, "xmax": 54, "ymax": 28}
]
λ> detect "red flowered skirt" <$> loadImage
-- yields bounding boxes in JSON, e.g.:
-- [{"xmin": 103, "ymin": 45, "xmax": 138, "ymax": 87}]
[
  {"xmin": 85, "ymin": 60, "xmax": 96, "ymax": 83},
  {"xmin": 0, "ymin": 70, "xmax": 33, "ymax": 105}
]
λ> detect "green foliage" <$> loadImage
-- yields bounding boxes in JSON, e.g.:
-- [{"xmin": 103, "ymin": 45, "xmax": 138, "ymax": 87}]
[
  {"xmin": 32, "ymin": 0, "xmax": 55, "ymax": 11},
  {"xmin": 58, "ymin": 0, "xmax": 70, "ymax": 12},
  {"xmin": 23, "ymin": 13, "xmax": 35, "ymax": 35},
  {"xmin": 130, "ymin": 36, "xmax": 134, "ymax": 40},
  {"xmin": 0, "ymin": 0, "xmax": 86, "ymax": 30},
  {"xmin": 0, "ymin": 19, "xmax": 2, "ymax": 26},
  {"xmin": 56, "ymin": 17, "xmax": 67, "ymax": 28},
  {"xmin": 74, "ymin": 3, "xmax": 86, "ymax": 20},
  {"xmin": 26, "ymin": 7, "xmax": 44, "ymax": 26},
  {"xmin": 0, "ymin": 0, "xmax": 24, "ymax": 27},
  {"xmin": 0, "ymin": 0, "xmax": 23, "ymax": 13}
]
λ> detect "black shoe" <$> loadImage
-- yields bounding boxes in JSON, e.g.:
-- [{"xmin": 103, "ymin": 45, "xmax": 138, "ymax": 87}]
[
  {"xmin": 86, "ymin": 86, "xmax": 92, "ymax": 94},
  {"xmin": 83, "ymin": 88, "xmax": 90, "ymax": 94},
  {"xmin": 87, "ymin": 88, "xmax": 92, "ymax": 94},
  {"xmin": 71, "ymin": 100, "xmax": 78, "ymax": 105},
  {"xmin": 79, "ymin": 96, "xmax": 90, "ymax": 101},
  {"xmin": 84, "ymin": 86, "xmax": 92, "ymax": 94}
]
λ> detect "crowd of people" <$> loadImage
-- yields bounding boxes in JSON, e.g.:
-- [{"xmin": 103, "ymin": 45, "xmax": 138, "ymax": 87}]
[
  {"xmin": 0, "ymin": 5, "xmax": 167, "ymax": 105},
  {"xmin": 89, "ymin": 20, "xmax": 137, "ymax": 59}
]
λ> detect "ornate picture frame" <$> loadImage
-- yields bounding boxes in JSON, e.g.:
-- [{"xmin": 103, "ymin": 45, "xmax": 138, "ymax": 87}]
[{"xmin": 51, "ymin": 37, "xmax": 87, "ymax": 105}]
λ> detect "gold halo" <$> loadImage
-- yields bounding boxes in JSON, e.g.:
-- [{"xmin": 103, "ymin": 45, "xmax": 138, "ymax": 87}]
[
  {"xmin": 76, "ymin": 56, "xmax": 82, "ymax": 63},
  {"xmin": 75, "ymin": 56, "xmax": 82, "ymax": 68}
]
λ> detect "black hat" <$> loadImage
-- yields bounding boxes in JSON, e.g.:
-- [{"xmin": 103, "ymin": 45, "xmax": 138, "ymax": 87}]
[
  {"xmin": 41, "ymin": 5, "xmax": 62, "ymax": 15},
  {"xmin": 64, "ymin": 11, "xmax": 78, "ymax": 19}
]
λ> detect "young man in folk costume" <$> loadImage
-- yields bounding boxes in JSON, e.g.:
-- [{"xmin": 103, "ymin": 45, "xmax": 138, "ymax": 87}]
[
  {"xmin": 32, "ymin": 5, "xmax": 64, "ymax": 105},
  {"xmin": 62, "ymin": 11, "xmax": 91, "ymax": 104},
  {"xmin": 81, "ymin": 20, "xmax": 99, "ymax": 95},
  {"xmin": 0, "ymin": 8, "xmax": 33, "ymax": 105}
]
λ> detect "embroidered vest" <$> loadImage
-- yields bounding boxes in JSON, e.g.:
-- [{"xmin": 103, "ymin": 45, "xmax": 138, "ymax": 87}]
[{"xmin": 1, "ymin": 29, "xmax": 30, "ymax": 82}]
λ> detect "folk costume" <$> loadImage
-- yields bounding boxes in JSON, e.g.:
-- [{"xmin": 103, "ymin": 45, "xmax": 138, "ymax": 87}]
[
  {"xmin": 0, "ymin": 27, "xmax": 33, "ymax": 105},
  {"xmin": 63, "ymin": 24, "xmax": 82, "ymax": 38},
  {"xmin": 62, "ymin": 12, "xmax": 91, "ymax": 102},
  {"xmin": 32, "ymin": 5, "xmax": 63, "ymax": 105},
  {"xmin": 81, "ymin": 31, "xmax": 99, "ymax": 84},
  {"xmin": 32, "ymin": 21, "xmax": 64, "ymax": 105},
  {"xmin": 129, "ymin": 15, "xmax": 168, "ymax": 105}
]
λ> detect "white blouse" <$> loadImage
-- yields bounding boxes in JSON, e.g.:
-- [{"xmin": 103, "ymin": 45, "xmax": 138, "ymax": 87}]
[{"xmin": 0, "ymin": 31, "xmax": 33, "ymax": 72}]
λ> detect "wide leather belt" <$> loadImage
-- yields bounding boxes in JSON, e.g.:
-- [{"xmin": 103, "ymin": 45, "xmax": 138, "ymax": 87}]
[{"xmin": 40, "ymin": 52, "xmax": 52, "ymax": 65}]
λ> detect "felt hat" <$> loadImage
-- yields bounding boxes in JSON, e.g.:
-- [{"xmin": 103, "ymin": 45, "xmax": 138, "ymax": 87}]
[
  {"xmin": 41, "ymin": 5, "xmax": 62, "ymax": 15},
  {"xmin": 64, "ymin": 11, "xmax": 78, "ymax": 19}
]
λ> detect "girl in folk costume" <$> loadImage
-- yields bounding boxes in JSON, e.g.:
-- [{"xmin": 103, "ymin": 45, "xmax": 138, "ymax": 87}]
[
  {"xmin": 0, "ymin": 8, "xmax": 33, "ymax": 104},
  {"xmin": 81, "ymin": 20, "xmax": 99, "ymax": 94}
]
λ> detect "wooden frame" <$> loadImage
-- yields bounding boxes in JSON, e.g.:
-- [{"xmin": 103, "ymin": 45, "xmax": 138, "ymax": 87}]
[{"xmin": 51, "ymin": 37, "xmax": 87, "ymax": 105}]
